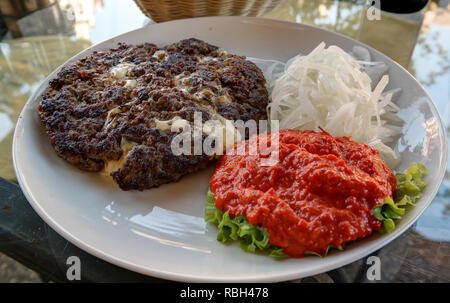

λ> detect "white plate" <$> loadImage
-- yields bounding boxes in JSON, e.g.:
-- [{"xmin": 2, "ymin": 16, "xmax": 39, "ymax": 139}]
[{"xmin": 13, "ymin": 16, "xmax": 448, "ymax": 282}]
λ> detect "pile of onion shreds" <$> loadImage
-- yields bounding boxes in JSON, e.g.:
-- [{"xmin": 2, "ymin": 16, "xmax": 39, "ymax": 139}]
[{"xmin": 268, "ymin": 42, "xmax": 401, "ymax": 166}]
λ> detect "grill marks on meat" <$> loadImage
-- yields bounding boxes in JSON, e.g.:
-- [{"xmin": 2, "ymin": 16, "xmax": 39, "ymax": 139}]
[{"xmin": 38, "ymin": 38, "xmax": 269, "ymax": 190}]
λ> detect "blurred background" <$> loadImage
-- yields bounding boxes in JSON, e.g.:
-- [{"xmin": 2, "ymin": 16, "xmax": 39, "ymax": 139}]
[{"xmin": 0, "ymin": 0, "xmax": 449, "ymax": 282}]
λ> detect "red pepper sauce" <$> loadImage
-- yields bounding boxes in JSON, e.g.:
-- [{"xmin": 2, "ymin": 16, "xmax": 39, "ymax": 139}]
[{"xmin": 210, "ymin": 129, "xmax": 397, "ymax": 258}]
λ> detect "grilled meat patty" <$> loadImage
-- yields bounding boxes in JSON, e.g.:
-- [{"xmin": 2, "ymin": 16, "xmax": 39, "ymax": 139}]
[{"xmin": 38, "ymin": 38, "xmax": 269, "ymax": 190}]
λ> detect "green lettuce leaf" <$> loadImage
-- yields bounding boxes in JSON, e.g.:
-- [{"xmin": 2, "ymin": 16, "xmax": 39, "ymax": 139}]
[
  {"xmin": 205, "ymin": 189, "xmax": 222, "ymax": 225},
  {"xmin": 305, "ymin": 244, "xmax": 343, "ymax": 258},
  {"xmin": 268, "ymin": 247, "xmax": 289, "ymax": 259},
  {"xmin": 205, "ymin": 189, "xmax": 284, "ymax": 258},
  {"xmin": 372, "ymin": 162, "xmax": 427, "ymax": 233}
]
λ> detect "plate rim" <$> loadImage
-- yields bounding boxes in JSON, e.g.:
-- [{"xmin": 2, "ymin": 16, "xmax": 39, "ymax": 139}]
[{"xmin": 12, "ymin": 16, "xmax": 448, "ymax": 282}]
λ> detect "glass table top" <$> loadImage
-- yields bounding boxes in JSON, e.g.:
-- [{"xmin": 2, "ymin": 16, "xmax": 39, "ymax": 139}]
[{"xmin": 0, "ymin": 0, "xmax": 449, "ymax": 282}]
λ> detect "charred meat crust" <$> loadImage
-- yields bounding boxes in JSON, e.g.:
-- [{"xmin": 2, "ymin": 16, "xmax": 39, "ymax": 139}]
[{"xmin": 38, "ymin": 38, "xmax": 269, "ymax": 190}]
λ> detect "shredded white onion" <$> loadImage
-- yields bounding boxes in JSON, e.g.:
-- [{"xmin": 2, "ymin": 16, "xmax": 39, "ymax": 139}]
[{"xmin": 258, "ymin": 43, "xmax": 403, "ymax": 167}]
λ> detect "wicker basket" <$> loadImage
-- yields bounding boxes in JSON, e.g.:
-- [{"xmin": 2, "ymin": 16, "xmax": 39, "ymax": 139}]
[{"xmin": 134, "ymin": 0, "xmax": 281, "ymax": 23}]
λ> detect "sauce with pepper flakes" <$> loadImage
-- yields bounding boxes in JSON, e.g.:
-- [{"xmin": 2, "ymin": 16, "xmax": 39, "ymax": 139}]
[{"xmin": 210, "ymin": 129, "xmax": 397, "ymax": 258}]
